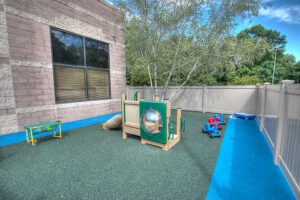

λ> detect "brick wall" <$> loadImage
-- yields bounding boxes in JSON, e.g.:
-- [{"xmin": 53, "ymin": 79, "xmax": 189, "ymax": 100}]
[{"xmin": 0, "ymin": 0, "xmax": 125, "ymax": 135}]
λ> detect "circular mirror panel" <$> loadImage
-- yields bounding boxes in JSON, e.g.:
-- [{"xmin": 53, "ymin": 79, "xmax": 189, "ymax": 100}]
[{"xmin": 141, "ymin": 109, "xmax": 163, "ymax": 134}]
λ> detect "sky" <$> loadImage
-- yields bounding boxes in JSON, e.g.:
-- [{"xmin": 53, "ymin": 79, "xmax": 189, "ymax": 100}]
[{"xmin": 234, "ymin": 0, "xmax": 300, "ymax": 61}]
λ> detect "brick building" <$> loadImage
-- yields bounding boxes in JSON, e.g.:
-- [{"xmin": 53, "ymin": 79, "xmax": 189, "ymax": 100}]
[{"xmin": 0, "ymin": 0, "xmax": 125, "ymax": 135}]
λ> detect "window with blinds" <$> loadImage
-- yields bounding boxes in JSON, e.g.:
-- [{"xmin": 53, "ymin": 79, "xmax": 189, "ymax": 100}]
[{"xmin": 51, "ymin": 28, "xmax": 110, "ymax": 103}]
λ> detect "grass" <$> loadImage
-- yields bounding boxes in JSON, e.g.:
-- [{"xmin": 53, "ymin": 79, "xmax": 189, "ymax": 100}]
[{"xmin": 0, "ymin": 111, "xmax": 227, "ymax": 199}]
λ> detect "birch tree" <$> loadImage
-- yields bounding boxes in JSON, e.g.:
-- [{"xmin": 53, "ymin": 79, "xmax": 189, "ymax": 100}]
[{"xmin": 114, "ymin": 0, "xmax": 264, "ymax": 101}]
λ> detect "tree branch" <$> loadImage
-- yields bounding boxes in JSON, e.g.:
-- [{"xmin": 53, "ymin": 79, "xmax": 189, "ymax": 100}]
[
  {"xmin": 160, "ymin": 34, "xmax": 183, "ymax": 101},
  {"xmin": 147, "ymin": 64, "xmax": 154, "ymax": 100},
  {"xmin": 154, "ymin": 63, "xmax": 158, "ymax": 97},
  {"xmin": 169, "ymin": 58, "xmax": 200, "ymax": 101}
]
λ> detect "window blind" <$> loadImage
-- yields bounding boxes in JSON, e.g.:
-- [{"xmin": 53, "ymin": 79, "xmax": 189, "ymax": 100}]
[
  {"xmin": 87, "ymin": 69, "xmax": 109, "ymax": 99},
  {"xmin": 54, "ymin": 65, "xmax": 86, "ymax": 102}
]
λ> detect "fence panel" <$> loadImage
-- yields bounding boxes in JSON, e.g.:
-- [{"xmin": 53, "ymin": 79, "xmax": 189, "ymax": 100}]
[
  {"xmin": 264, "ymin": 85, "xmax": 281, "ymax": 149},
  {"xmin": 126, "ymin": 86, "xmax": 144, "ymax": 100},
  {"xmin": 127, "ymin": 86, "xmax": 257, "ymax": 114},
  {"xmin": 166, "ymin": 87, "xmax": 204, "ymax": 111},
  {"xmin": 204, "ymin": 86, "xmax": 257, "ymax": 114},
  {"xmin": 280, "ymin": 85, "xmax": 300, "ymax": 193}
]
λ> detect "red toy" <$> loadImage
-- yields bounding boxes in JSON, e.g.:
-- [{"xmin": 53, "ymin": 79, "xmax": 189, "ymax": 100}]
[
  {"xmin": 208, "ymin": 118, "xmax": 214, "ymax": 123},
  {"xmin": 207, "ymin": 118, "xmax": 222, "ymax": 130}
]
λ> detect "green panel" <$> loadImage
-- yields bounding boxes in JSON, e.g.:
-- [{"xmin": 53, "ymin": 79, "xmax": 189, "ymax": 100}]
[
  {"xmin": 134, "ymin": 92, "xmax": 138, "ymax": 101},
  {"xmin": 140, "ymin": 101, "xmax": 167, "ymax": 144}
]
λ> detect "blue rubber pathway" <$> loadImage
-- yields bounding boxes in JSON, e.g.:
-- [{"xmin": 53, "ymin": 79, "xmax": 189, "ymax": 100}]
[
  {"xmin": 0, "ymin": 112, "xmax": 120, "ymax": 147},
  {"xmin": 206, "ymin": 117, "xmax": 296, "ymax": 200}
]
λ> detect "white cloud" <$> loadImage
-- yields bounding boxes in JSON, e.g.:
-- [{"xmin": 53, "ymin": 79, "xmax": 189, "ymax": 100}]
[
  {"xmin": 259, "ymin": 5, "xmax": 300, "ymax": 24},
  {"xmin": 262, "ymin": 0, "xmax": 273, "ymax": 3}
]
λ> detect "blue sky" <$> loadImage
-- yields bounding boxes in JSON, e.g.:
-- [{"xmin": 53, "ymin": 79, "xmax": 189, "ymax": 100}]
[{"xmin": 235, "ymin": 0, "xmax": 300, "ymax": 61}]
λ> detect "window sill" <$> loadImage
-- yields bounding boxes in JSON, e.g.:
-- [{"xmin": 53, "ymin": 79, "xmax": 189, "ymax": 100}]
[{"xmin": 55, "ymin": 98, "xmax": 120, "ymax": 109}]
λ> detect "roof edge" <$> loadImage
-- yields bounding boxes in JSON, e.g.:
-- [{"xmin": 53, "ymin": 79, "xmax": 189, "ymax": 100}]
[{"xmin": 98, "ymin": 0, "xmax": 123, "ymax": 15}]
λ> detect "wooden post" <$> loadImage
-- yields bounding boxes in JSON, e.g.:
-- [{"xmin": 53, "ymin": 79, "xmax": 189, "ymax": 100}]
[
  {"xmin": 176, "ymin": 109, "xmax": 182, "ymax": 140},
  {"xmin": 155, "ymin": 96, "xmax": 160, "ymax": 102},
  {"xmin": 137, "ymin": 92, "xmax": 141, "ymax": 101},
  {"xmin": 164, "ymin": 100, "xmax": 171, "ymax": 151},
  {"xmin": 202, "ymin": 85, "xmax": 206, "ymax": 113},
  {"xmin": 260, "ymin": 83, "xmax": 270, "ymax": 131},
  {"xmin": 121, "ymin": 94, "xmax": 127, "ymax": 139}
]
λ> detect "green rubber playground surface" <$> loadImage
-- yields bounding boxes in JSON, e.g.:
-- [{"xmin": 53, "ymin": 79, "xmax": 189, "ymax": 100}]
[{"xmin": 0, "ymin": 111, "xmax": 227, "ymax": 199}]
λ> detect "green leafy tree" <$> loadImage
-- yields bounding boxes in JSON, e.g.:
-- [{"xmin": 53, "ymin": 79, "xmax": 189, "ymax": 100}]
[
  {"xmin": 285, "ymin": 61, "xmax": 300, "ymax": 83},
  {"xmin": 115, "ymin": 0, "xmax": 263, "ymax": 100},
  {"xmin": 237, "ymin": 25, "xmax": 286, "ymax": 49},
  {"xmin": 230, "ymin": 75, "xmax": 263, "ymax": 85},
  {"xmin": 115, "ymin": 1, "xmax": 298, "ymax": 87},
  {"xmin": 235, "ymin": 25, "xmax": 297, "ymax": 84}
]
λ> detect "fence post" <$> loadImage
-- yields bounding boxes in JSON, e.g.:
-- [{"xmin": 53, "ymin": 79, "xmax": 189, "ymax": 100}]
[
  {"xmin": 274, "ymin": 80, "xmax": 294, "ymax": 164},
  {"xmin": 202, "ymin": 85, "xmax": 206, "ymax": 113},
  {"xmin": 274, "ymin": 83, "xmax": 286, "ymax": 164},
  {"xmin": 255, "ymin": 83, "xmax": 260, "ymax": 115},
  {"xmin": 260, "ymin": 82, "xmax": 270, "ymax": 132}
]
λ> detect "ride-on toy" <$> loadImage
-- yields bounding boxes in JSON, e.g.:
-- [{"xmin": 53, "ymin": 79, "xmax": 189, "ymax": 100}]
[
  {"xmin": 218, "ymin": 114, "xmax": 226, "ymax": 125},
  {"xmin": 202, "ymin": 123, "xmax": 221, "ymax": 138},
  {"xmin": 208, "ymin": 118, "xmax": 222, "ymax": 130},
  {"xmin": 208, "ymin": 114, "xmax": 226, "ymax": 126}
]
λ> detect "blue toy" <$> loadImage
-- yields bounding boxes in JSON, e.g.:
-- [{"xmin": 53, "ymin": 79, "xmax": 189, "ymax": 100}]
[
  {"xmin": 212, "ymin": 114, "xmax": 218, "ymax": 121},
  {"xmin": 233, "ymin": 113, "xmax": 256, "ymax": 120},
  {"xmin": 202, "ymin": 123, "xmax": 221, "ymax": 138},
  {"xmin": 210, "ymin": 113, "xmax": 226, "ymax": 125},
  {"xmin": 218, "ymin": 114, "xmax": 226, "ymax": 125}
]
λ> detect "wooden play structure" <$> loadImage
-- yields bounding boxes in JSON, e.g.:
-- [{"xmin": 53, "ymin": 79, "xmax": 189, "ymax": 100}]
[{"xmin": 121, "ymin": 92, "xmax": 183, "ymax": 151}]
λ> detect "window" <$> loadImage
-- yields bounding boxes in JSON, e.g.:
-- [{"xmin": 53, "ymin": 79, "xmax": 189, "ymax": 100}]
[
  {"xmin": 86, "ymin": 38, "xmax": 109, "ymax": 68},
  {"xmin": 51, "ymin": 28, "xmax": 110, "ymax": 103},
  {"xmin": 51, "ymin": 29, "xmax": 84, "ymax": 66}
]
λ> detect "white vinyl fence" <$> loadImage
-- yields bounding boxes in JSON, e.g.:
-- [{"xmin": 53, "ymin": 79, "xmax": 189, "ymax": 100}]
[
  {"xmin": 127, "ymin": 84, "xmax": 300, "ymax": 198},
  {"xmin": 257, "ymin": 83, "xmax": 300, "ymax": 198},
  {"xmin": 127, "ymin": 86, "xmax": 258, "ymax": 114}
]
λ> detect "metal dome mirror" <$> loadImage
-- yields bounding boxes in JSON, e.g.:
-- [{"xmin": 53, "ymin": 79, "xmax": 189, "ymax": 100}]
[{"xmin": 141, "ymin": 109, "xmax": 163, "ymax": 134}]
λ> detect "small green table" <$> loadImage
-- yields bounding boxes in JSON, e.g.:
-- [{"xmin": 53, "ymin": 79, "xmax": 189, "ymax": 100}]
[{"xmin": 24, "ymin": 120, "xmax": 62, "ymax": 146}]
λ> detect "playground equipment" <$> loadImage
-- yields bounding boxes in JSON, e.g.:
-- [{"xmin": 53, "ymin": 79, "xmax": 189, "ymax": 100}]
[
  {"xmin": 208, "ymin": 114, "xmax": 226, "ymax": 126},
  {"xmin": 24, "ymin": 120, "xmax": 62, "ymax": 146},
  {"xmin": 121, "ymin": 92, "xmax": 183, "ymax": 151},
  {"xmin": 203, "ymin": 113, "xmax": 226, "ymax": 138},
  {"xmin": 211, "ymin": 113, "xmax": 226, "ymax": 125},
  {"xmin": 218, "ymin": 114, "xmax": 226, "ymax": 125},
  {"xmin": 202, "ymin": 123, "xmax": 221, "ymax": 138},
  {"xmin": 208, "ymin": 114, "xmax": 217, "ymax": 124},
  {"xmin": 208, "ymin": 118, "xmax": 222, "ymax": 130}
]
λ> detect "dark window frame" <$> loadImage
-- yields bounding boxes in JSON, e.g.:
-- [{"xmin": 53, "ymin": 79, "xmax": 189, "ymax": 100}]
[{"xmin": 50, "ymin": 27, "xmax": 111, "ymax": 103}]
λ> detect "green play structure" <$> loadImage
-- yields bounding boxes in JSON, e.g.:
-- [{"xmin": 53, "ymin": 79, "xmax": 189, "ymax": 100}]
[
  {"xmin": 140, "ymin": 101, "xmax": 168, "ymax": 144},
  {"xmin": 121, "ymin": 92, "xmax": 183, "ymax": 151}
]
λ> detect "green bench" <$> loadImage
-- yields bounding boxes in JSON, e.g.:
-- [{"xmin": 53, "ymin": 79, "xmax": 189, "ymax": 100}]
[{"xmin": 24, "ymin": 120, "xmax": 62, "ymax": 146}]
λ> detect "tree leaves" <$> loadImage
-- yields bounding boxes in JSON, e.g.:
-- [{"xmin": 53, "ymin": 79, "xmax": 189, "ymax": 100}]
[{"xmin": 114, "ymin": 1, "xmax": 299, "ymax": 87}]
